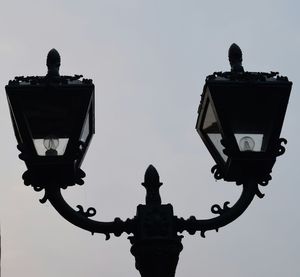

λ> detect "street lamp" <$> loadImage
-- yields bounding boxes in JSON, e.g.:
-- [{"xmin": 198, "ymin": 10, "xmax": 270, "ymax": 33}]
[{"xmin": 6, "ymin": 44, "xmax": 292, "ymax": 277}]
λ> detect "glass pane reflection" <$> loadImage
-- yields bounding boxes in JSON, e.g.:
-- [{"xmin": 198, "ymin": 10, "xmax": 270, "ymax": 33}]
[{"xmin": 202, "ymin": 102, "xmax": 227, "ymax": 161}]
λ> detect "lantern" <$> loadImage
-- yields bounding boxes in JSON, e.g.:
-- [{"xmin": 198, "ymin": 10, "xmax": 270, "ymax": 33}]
[
  {"xmin": 196, "ymin": 72, "xmax": 291, "ymax": 181},
  {"xmin": 6, "ymin": 49, "xmax": 95, "ymax": 186}
]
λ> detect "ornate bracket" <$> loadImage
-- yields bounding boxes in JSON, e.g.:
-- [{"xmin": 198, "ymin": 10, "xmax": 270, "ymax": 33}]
[
  {"xmin": 175, "ymin": 179, "xmax": 265, "ymax": 238},
  {"xmin": 43, "ymin": 185, "xmax": 134, "ymax": 239},
  {"xmin": 19, "ymin": 161, "xmax": 274, "ymax": 277},
  {"xmin": 20, "ymin": 161, "xmax": 271, "ymax": 240}
]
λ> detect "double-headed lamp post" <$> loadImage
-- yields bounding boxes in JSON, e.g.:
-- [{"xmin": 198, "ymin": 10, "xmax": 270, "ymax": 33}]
[{"xmin": 6, "ymin": 44, "xmax": 292, "ymax": 277}]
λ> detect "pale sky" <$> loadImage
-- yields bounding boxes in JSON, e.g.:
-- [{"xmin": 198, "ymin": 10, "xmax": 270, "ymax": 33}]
[{"xmin": 0, "ymin": 1, "xmax": 299, "ymax": 276}]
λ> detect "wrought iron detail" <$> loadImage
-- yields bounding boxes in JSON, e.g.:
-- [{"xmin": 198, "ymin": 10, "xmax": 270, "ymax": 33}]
[
  {"xmin": 19, "ymin": 159, "xmax": 278, "ymax": 244},
  {"xmin": 211, "ymin": 165, "xmax": 224, "ymax": 180},
  {"xmin": 206, "ymin": 70, "xmax": 289, "ymax": 82},
  {"xmin": 74, "ymin": 168, "xmax": 86, "ymax": 186},
  {"xmin": 39, "ymin": 190, "xmax": 48, "ymax": 204},
  {"xmin": 200, "ymin": 230, "xmax": 206, "ymax": 238},
  {"xmin": 22, "ymin": 170, "xmax": 39, "ymax": 189},
  {"xmin": 258, "ymin": 174, "xmax": 272, "ymax": 187},
  {"xmin": 43, "ymin": 185, "xmax": 135, "ymax": 238},
  {"xmin": 8, "ymin": 74, "xmax": 85, "ymax": 85},
  {"xmin": 17, "ymin": 144, "xmax": 29, "ymax": 162},
  {"xmin": 21, "ymin": 168, "xmax": 86, "ymax": 189},
  {"xmin": 76, "ymin": 205, "xmax": 97, "ymax": 218},
  {"xmin": 175, "ymin": 180, "xmax": 259, "ymax": 237},
  {"xmin": 18, "ymin": 144, "xmax": 86, "ymax": 189},
  {"xmin": 211, "ymin": 201, "xmax": 231, "ymax": 215},
  {"xmin": 275, "ymin": 138, "xmax": 287, "ymax": 157},
  {"xmin": 6, "ymin": 50, "xmax": 93, "ymax": 85},
  {"xmin": 255, "ymin": 187, "xmax": 265, "ymax": 199}
]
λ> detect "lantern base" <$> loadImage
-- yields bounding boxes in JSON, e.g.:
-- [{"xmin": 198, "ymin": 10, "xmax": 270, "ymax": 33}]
[
  {"xmin": 22, "ymin": 163, "xmax": 86, "ymax": 189},
  {"xmin": 212, "ymin": 158, "xmax": 275, "ymax": 184}
]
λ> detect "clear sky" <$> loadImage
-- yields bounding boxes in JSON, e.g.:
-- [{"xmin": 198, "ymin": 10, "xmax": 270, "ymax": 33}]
[{"xmin": 0, "ymin": 1, "xmax": 299, "ymax": 276}]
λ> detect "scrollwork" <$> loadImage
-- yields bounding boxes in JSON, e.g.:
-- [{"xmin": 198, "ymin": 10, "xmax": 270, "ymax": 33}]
[
  {"xmin": 76, "ymin": 205, "xmax": 97, "ymax": 218},
  {"xmin": 39, "ymin": 190, "xmax": 49, "ymax": 204},
  {"xmin": 175, "ymin": 180, "xmax": 259, "ymax": 237},
  {"xmin": 200, "ymin": 230, "xmax": 206, "ymax": 238},
  {"xmin": 211, "ymin": 201, "xmax": 231, "ymax": 215},
  {"xmin": 22, "ymin": 168, "xmax": 86, "ymax": 190},
  {"xmin": 236, "ymin": 178, "xmax": 271, "ymax": 199},
  {"xmin": 211, "ymin": 165, "xmax": 224, "ymax": 180},
  {"xmin": 258, "ymin": 174, "xmax": 272, "ymax": 187},
  {"xmin": 275, "ymin": 138, "xmax": 287, "ymax": 157},
  {"xmin": 255, "ymin": 187, "xmax": 265, "ymax": 199},
  {"xmin": 104, "ymin": 233, "xmax": 111, "ymax": 240},
  {"xmin": 42, "ymin": 185, "xmax": 135, "ymax": 238}
]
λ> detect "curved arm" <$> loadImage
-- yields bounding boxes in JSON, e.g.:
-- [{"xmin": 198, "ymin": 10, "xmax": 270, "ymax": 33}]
[
  {"xmin": 175, "ymin": 180, "xmax": 259, "ymax": 237},
  {"xmin": 23, "ymin": 165, "xmax": 265, "ymax": 240},
  {"xmin": 45, "ymin": 185, "xmax": 135, "ymax": 239}
]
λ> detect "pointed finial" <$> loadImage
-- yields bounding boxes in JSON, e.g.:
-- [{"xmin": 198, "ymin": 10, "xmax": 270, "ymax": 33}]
[
  {"xmin": 144, "ymin": 164, "xmax": 160, "ymax": 184},
  {"xmin": 228, "ymin": 43, "xmax": 244, "ymax": 72},
  {"xmin": 46, "ymin": 48, "xmax": 61, "ymax": 77},
  {"xmin": 142, "ymin": 165, "xmax": 162, "ymax": 206}
]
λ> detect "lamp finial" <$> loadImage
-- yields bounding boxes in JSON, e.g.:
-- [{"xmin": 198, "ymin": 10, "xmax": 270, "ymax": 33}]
[
  {"xmin": 46, "ymin": 48, "xmax": 60, "ymax": 77},
  {"xmin": 228, "ymin": 43, "xmax": 244, "ymax": 72}
]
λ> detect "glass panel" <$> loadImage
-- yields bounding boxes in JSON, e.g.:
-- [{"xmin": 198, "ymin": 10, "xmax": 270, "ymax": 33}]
[
  {"xmin": 202, "ymin": 102, "xmax": 227, "ymax": 161},
  {"xmin": 33, "ymin": 137, "xmax": 69, "ymax": 156},
  {"xmin": 207, "ymin": 133, "xmax": 227, "ymax": 161},
  {"xmin": 80, "ymin": 111, "xmax": 90, "ymax": 143},
  {"xmin": 234, "ymin": 134, "xmax": 264, "ymax": 152},
  {"xmin": 202, "ymin": 101, "xmax": 218, "ymax": 131}
]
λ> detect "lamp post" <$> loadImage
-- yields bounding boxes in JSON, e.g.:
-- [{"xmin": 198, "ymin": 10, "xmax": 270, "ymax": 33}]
[{"xmin": 6, "ymin": 44, "xmax": 292, "ymax": 277}]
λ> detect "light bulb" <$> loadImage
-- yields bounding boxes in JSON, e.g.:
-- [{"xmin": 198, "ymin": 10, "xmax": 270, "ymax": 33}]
[
  {"xmin": 43, "ymin": 136, "xmax": 59, "ymax": 156},
  {"xmin": 239, "ymin": 136, "xmax": 255, "ymax": 152}
]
